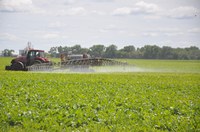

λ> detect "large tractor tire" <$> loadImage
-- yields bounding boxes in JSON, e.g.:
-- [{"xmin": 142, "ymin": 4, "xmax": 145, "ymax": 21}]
[
  {"xmin": 5, "ymin": 66, "xmax": 12, "ymax": 70},
  {"xmin": 11, "ymin": 62, "xmax": 24, "ymax": 71}
]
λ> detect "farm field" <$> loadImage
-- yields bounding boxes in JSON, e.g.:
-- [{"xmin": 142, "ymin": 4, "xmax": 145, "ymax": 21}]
[{"xmin": 0, "ymin": 57, "xmax": 200, "ymax": 131}]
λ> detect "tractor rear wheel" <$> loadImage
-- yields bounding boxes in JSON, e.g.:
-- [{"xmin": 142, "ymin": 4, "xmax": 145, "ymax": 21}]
[{"xmin": 11, "ymin": 62, "xmax": 24, "ymax": 71}]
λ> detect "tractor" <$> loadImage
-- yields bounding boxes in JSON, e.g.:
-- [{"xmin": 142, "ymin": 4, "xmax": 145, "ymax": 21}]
[{"xmin": 5, "ymin": 49, "xmax": 51, "ymax": 71}]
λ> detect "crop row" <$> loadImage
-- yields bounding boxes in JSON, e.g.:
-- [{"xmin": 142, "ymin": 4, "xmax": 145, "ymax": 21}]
[{"xmin": 0, "ymin": 72, "xmax": 199, "ymax": 131}]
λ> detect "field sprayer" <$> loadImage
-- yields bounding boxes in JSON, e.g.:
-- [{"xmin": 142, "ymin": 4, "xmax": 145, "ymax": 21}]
[{"xmin": 5, "ymin": 49, "xmax": 128, "ymax": 72}]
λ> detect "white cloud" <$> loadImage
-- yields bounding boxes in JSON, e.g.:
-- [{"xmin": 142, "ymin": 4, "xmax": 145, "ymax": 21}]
[
  {"xmin": 91, "ymin": 10, "xmax": 106, "ymax": 15},
  {"xmin": 112, "ymin": 2, "xmax": 198, "ymax": 20},
  {"xmin": 188, "ymin": 28, "xmax": 200, "ymax": 33},
  {"xmin": 112, "ymin": 1, "xmax": 159, "ymax": 16},
  {"xmin": 0, "ymin": 0, "xmax": 45, "ymax": 13},
  {"xmin": 156, "ymin": 28, "xmax": 184, "ymax": 36},
  {"xmin": 112, "ymin": 7, "xmax": 132, "ymax": 16},
  {"xmin": 90, "ymin": 0, "xmax": 115, "ymax": 2},
  {"xmin": 142, "ymin": 32, "xmax": 158, "ymax": 37},
  {"xmin": 141, "ymin": 28, "xmax": 187, "ymax": 37},
  {"xmin": 67, "ymin": 7, "xmax": 86, "ymax": 16},
  {"xmin": 55, "ymin": 7, "xmax": 87, "ymax": 16},
  {"xmin": 158, "ymin": 28, "xmax": 185, "ymax": 36},
  {"xmin": 0, "ymin": 33, "xmax": 19, "ymax": 41},
  {"xmin": 164, "ymin": 32, "xmax": 184, "ymax": 37},
  {"xmin": 167, "ymin": 6, "xmax": 199, "ymax": 19},
  {"xmin": 133, "ymin": 1, "xmax": 160, "ymax": 14},
  {"xmin": 43, "ymin": 33, "xmax": 59, "ymax": 39},
  {"xmin": 64, "ymin": 0, "xmax": 76, "ymax": 4},
  {"xmin": 42, "ymin": 32, "xmax": 68, "ymax": 39},
  {"xmin": 0, "ymin": 0, "xmax": 32, "ymax": 12},
  {"xmin": 100, "ymin": 24, "xmax": 123, "ymax": 33},
  {"xmin": 48, "ymin": 21, "xmax": 64, "ymax": 28},
  {"xmin": 157, "ymin": 28, "xmax": 180, "ymax": 32}
]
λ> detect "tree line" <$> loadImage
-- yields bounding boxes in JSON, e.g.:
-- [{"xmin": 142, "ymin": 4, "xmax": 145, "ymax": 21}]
[
  {"xmin": 1, "ymin": 49, "xmax": 15, "ymax": 57},
  {"xmin": 2, "ymin": 44, "xmax": 200, "ymax": 60},
  {"xmin": 48, "ymin": 44, "xmax": 200, "ymax": 60}
]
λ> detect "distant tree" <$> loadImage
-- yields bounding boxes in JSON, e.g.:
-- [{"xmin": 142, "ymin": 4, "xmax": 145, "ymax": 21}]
[
  {"xmin": 89, "ymin": 45, "xmax": 105, "ymax": 57},
  {"xmin": 173, "ymin": 48, "xmax": 189, "ymax": 60},
  {"xmin": 71, "ymin": 45, "xmax": 82, "ymax": 54},
  {"xmin": 63, "ymin": 46, "xmax": 71, "ymax": 53},
  {"xmin": 48, "ymin": 47, "xmax": 58, "ymax": 57},
  {"xmin": 135, "ymin": 49, "xmax": 143, "ymax": 59},
  {"xmin": 119, "ymin": 45, "xmax": 136, "ymax": 58},
  {"xmin": 57, "ymin": 46, "xmax": 63, "ymax": 53},
  {"xmin": 104, "ymin": 44, "xmax": 117, "ymax": 58},
  {"xmin": 185, "ymin": 46, "xmax": 200, "ymax": 59},
  {"xmin": 140, "ymin": 45, "xmax": 161, "ymax": 59},
  {"xmin": 80, "ymin": 48, "xmax": 89, "ymax": 54},
  {"xmin": 3, "ymin": 49, "xmax": 14, "ymax": 57},
  {"xmin": 160, "ymin": 46, "xmax": 174, "ymax": 59},
  {"xmin": 122, "ymin": 45, "xmax": 135, "ymax": 52},
  {"xmin": 116, "ymin": 50, "xmax": 126, "ymax": 58}
]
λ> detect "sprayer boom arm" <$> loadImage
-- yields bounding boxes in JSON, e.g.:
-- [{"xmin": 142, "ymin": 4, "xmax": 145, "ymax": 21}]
[
  {"xmin": 61, "ymin": 58, "xmax": 127, "ymax": 66},
  {"xmin": 27, "ymin": 58, "xmax": 128, "ymax": 71}
]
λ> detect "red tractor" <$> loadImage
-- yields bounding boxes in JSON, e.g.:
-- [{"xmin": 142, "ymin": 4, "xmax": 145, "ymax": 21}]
[{"xmin": 5, "ymin": 49, "xmax": 51, "ymax": 71}]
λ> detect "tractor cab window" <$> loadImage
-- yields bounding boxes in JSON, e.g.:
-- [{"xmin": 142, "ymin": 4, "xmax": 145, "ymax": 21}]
[
  {"xmin": 36, "ymin": 51, "xmax": 44, "ymax": 58},
  {"xmin": 28, "ymin": 51, "xmax": 36, "ymax": 58}
]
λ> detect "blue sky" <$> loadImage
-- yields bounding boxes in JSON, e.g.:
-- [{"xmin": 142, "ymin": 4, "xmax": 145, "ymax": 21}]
[{"xmin": 0, "ymin": 0, "xmax": 200, "ymax": 53}]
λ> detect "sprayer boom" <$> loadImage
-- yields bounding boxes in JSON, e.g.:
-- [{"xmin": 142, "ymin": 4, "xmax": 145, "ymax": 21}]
[{"xmin": 27, "ymin": 58, "xmax": 128, "ymax": 71}]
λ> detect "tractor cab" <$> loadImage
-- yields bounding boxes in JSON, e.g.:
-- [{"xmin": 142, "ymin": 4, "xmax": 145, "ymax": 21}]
[{"xmin": 26, "ymin": 50, "xmax": 46, "ymax": 66}]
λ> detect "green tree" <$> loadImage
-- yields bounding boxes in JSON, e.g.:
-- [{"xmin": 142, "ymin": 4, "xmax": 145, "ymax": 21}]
[
  {"xmin": 122, "ymin": 45, "xmax": 135, "ymax": 52},
  {"xmin": 48, "ymin": 47, "xmax": 58, "ymax": 57},
  {"xmin": 89, "ymin": 45, "xmax": 105, "ymax": 57},
  {"xmin": 63, "ymin": 46, "xmax": 71, "ymax": 53},
  {"xmin": 185, "ymin": 46, "xmax": 200, "ymax": 59},
  {"xmin": 57, "ymin": 46, "xmax": 63, "ymax": 53},
  {"xmin": 160, "ymin": 46, "xmax": 174, "ymax": 59},
  {"xmin": 80, "ymin": 48, "xmax": 89, "ymax": 54},
  {"xmin": 71, "ymin": 45, "xmax": 82, "ymax": 54},
  {"xmin": 104, "ymin": 44, "xmax": 117, "ymax": 58},
  {"xmin": 119, "ymin": 45, "xmax": 136, "ymax": 58},
  {"xmin": 173, "ymin": 48, "xmax": 188, "ymax": 60},
  {"xmin": 140, "ymin": 45, "xmax": 161, "ymax": 59},
  {"xmin": 3, "ymin": 49, "xmax": 14, "ymax": 57}
]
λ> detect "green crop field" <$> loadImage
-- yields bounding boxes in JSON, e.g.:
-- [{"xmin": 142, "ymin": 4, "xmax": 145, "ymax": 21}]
[{"xmin": 0, "ymin": 57, "xmax": 200, "ymax": 131}]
